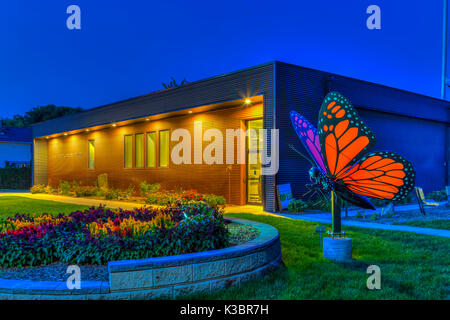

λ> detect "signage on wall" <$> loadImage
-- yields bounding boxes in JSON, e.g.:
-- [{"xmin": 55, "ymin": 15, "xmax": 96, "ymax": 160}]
[{"xmin": 277, "ymin": 184, "xmax": 293, "ymax": 210}]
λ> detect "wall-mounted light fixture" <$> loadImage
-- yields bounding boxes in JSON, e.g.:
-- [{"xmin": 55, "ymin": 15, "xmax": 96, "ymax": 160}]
[{"xmin": 245, "ymin": 98, "xmax": 251, "ymax": 104}]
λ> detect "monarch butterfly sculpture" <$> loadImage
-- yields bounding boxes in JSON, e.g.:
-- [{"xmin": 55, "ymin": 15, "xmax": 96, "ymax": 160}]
[{"xmin": 290, "ymin": 92, "xmax": 416, "ymax": 210}]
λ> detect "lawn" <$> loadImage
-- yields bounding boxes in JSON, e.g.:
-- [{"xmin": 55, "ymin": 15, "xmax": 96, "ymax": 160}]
[
  {"xmin": 0, "ymin": 196, "xmax": 89, "ymax": 218},
  {"xmin": 0, "ymin": 197, "xmax": 448, "ymax": 299},
  {"xmin": 394, "ymin": 219, "xmax": 450, "ymax": 230},
  {"xmin": 186, "ymin": 213, "xmax": 450, "ymax": 300}
]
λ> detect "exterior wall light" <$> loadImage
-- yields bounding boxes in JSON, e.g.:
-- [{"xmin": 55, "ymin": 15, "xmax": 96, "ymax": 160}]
[
  {"xmin": 112, "ymin": 124, "xmax": 117, "ymax": 127},
  {"xmin": 245, "ymin": 99, "xmax": 251, "ymax": 104}
]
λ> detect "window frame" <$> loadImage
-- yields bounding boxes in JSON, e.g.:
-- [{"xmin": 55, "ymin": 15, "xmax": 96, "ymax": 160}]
[
  {"xmin": 135, "ymin": 133, "xmax": 145, "ymax": 169},
  {"xmin": 88, "ymin": 140, "xmax": 95, "ymax": 170},
  {"xmin": 146, "ymin": 131, "xmax": 157, "ymax": 168},
  {"xmin": 158, "ymin": 129, "xmax": 170, "ymax": 168},
  {"xmin": 124, "ymin": 134, "xmax": 133, "ymax": 169}
]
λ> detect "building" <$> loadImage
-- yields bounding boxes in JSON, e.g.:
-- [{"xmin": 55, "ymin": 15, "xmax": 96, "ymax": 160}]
[
  {"xmin": 0, "ymin": 125, "xmax": 32, "ymax": 168},
  {"xmin": 31, "ymin": 61, "xmax": 450, "ymax": 212}
]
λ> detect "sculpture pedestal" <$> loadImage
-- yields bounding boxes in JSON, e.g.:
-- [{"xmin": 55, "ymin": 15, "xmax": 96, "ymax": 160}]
[{"xmin": 323, "ymin": 237, "xmax": 352, "ymax": 262}]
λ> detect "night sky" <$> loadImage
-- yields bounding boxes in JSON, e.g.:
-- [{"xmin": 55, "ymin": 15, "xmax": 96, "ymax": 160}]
[{"xmin": 1, "ymin": 0, "xmax": 445, "ymax": 118}]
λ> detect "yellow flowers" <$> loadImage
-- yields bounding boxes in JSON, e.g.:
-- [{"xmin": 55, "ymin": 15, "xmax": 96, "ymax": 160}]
[
  {"xmin": 0, "ymin": 215, "xmax": 69, "ymax": 233},
  {"xmin": 87, "ymin": 212, "xmax": 176, "ymax": 238}
]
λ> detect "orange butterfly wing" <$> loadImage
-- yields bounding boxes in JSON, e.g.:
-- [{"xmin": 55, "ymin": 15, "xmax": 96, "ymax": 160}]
[
  {"xmin": 318, "ymin": 92, "xmax": 416, "ymax": 201},
  {"xmin": 336, "ymin": 151, "xmax": 416, "ymax": 201},
  {"xmin": 318, "ymin": 92, "xmax": 376, "ymax": 179}
]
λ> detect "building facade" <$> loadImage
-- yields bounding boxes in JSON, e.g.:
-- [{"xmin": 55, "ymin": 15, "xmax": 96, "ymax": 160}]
[
  {"xmin": 0, "ymin": 126, "xmax": 32, "ymax": 168},
  {"xmin": 32, "ymin": 61, "xmax": 450, "ymax": 212}
]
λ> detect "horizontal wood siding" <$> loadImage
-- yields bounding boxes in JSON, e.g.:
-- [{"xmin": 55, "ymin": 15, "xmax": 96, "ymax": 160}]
[{"xmin": 47, "ymin": 105, "xmax": 263, "ymax": 205}]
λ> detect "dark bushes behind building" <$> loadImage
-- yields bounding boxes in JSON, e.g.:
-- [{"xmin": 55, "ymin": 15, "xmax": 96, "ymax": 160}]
[{"xmin": 0, "ymin": 166, "xmax": 31, "ymax": 190}]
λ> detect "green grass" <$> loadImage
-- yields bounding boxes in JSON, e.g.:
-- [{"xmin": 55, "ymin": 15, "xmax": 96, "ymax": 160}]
[
  {"xmin": 394, "ymin": 219, "xmax": 450, "ymax": 230},
  {"xmin": 186, "ymin": 213, "xmax": 450, "ymax": 300},
  {"xmin": 0, "ymin": 196, "xmax": 89, "ymax": 218}
]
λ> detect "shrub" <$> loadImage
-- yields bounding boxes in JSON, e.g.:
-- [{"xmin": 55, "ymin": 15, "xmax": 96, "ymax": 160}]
[
  {"xmin": 426, "ymin": 189, "xmax": 447, "ymax": 201},
  {"xmin": 355, "ymin": 211, "xmax": 363, "ymax": 218},
  {"xmin": 30, "ymin": 184, "xmax": 47, "ymax": 194},
  {"xmin": 370, "ymin": 213, "xmax": 379, "ymax": 221},
  {"xmin": 288, "ymin": 198, "xmax": 308, "ymax": 212},
  {"xmin": 104, "ymin": 188, "xmax": 123, "ymax": 200},
  {"xmin": 73, "ymin": 186, "xmax": 99, "ymax": 197},
  {"xmin": 0, "ymin": 204, "xmax": 229, "ymax": 267},
  {"xmin": 0, "ymin": 166, "xmax": 31, "ymax": 190},
  {"xmin": 58, "ymin": 181, "xmax": 72, "ymax": 196},
  {"xmin": 203, "ymin": 194, "xmax": 226, "ymax": 206},
  {"xmin": 139, "ymin": 182, "xmax": 161, "ymax": 197}
]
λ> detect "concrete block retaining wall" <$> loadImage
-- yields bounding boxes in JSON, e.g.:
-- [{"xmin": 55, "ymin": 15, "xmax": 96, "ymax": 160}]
[{"xmin": 0, "ymin": 217, "xmax": 282, "ymax": 300}]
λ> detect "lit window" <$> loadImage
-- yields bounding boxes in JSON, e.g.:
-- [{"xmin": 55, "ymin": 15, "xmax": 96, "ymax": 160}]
[
  {"xmin": 135, "ymin": 133, "xmax": 144, "ymax": 168},
  {"xmin": 124, "ymin": 135, "xmax": 133, "ymax": 168},
  {"xmin": 147, "ymin": 132, "xmax": 156, "ymax": 168},
  {"xmin": 88, "ymin": 140, "xmax": 95, "ymax": 169},
  {"xmin": 159, "ymin": 130, "xmax": 170, "ymax": 167}
]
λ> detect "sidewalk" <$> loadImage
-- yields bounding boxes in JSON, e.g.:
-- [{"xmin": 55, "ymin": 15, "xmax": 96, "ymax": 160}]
[
  {"xmin": 276, "ymin": 211, "xmax": 450, "ymax": 238},
  {"xmin": 0, "ymin": 192, "xmax": 148, "ymax": 210}
]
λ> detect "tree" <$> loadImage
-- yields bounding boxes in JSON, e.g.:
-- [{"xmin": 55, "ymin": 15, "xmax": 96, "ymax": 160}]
[
  {"xmin": 1, "ymin": 105, "xmax": 83, "ymax": 128},
  {"xmin": 162, "ymin": 77, "xmax": 187, "ymax": 89}
]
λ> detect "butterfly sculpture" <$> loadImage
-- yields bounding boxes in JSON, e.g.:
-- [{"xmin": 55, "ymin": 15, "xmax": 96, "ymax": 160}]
[{"xmin": 290, "ymin": 92, "xmax": 415, "ymax": 210}]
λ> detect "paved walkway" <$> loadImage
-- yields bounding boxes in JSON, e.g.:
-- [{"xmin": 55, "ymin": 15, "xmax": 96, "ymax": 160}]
[
  {"xmin": 277, "ymin": 212, "xmax": 450, "ymax": 238},
  {"xmin": 0, "ymin": 192, "xmax": 148, "ymax": 210},
  {"xmin": 225, "ymin": 203, "xmax": 450, "ymax": 238}
]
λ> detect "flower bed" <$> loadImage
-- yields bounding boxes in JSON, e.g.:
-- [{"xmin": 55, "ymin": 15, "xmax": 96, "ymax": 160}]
[{"xmin": 0, "ymin": 203, "xmax": 229, "ymax": 268}]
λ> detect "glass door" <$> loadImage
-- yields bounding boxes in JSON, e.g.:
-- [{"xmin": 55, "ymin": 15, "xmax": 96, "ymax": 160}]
[{"xmin": 246, "ymin": 119, "xmax": 263, "ymax": 204}]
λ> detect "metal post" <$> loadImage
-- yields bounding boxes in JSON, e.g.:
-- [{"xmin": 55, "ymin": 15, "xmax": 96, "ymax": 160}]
[
  {"xmin": 331, "ymin": 191, "xmax": 341, "ymax": 234},
  {"xmin": 442, "ymin": 0, "xmax": 448, "ymax": 100}
]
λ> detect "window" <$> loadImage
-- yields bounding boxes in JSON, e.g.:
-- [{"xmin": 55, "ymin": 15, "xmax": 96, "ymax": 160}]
[
  {"xmin": 159, "ymin": 130, "xmax": 170, "ymax": 167},
  {"xmin": 88, "ymin": 140, "xmax": 95, "ymax": 169},
  {"xmin": 135, "ymin": 133, "xmax": 144, "ymax": 168},
  {"xmin": 147, "ymin": 132, "xmax": 156, "ymax": 168},
  {"xmin": 124, "ymin": 135, "xmax": 133, "ymax": 168}
]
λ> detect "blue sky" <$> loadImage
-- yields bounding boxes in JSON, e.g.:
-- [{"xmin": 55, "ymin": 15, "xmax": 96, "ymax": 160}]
[{"xmin": 1, "ymin": 0, "xmax": 445, "ymax": 118}]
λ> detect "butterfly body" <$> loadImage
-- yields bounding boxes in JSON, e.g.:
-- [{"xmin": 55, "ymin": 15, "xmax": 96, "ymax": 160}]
[
  {"xmin": 290, "ymin": 92, "xmax": 416, "ymax": 210},
  {"xmin": 308, "ymin": 165, "xmax": 376, "ymax": 209}
]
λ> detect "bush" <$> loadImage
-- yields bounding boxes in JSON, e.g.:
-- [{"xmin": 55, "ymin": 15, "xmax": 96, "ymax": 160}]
[
  {"xmin": 73, "ymin": 186, "xmax": 99, "ymax": 197},
  {"xmin": 58, "ymin": 181, "xmax": 72, "ymax": 196},
  {"xmin": 0, "ymin": 167, "xmax": 31, "ymax": 190},
  {"xmin": 104, "ymin": 188, "xmax": 123, "ymax": 200},
  {"xmin": 426, "ymin": 189, "xmax": 447, "ymax": 201},
  {"xmin": 146, "ymin": 190, "xmax": 179, "ymax": 206},
  {"xmin": 370, "ymin": 213, "xmax": 379, "ymax": 221},
  {"xmin": 288, "ymin": 198, "xmax": 308, "ymax": 212},
  {"xmin": 140, "ymin": 182, "xmax": 161, "ymax": 197},
  {"xmin": 203, "ymin": 194, "xmax": 226, "ymax": 206},
  {"xmin": 0, "ymin": 204, "xmax": 229, "ymax": 267},
  {"xmin": 30, "ymin": 184, "xmax": 47, "ymax": 194}
]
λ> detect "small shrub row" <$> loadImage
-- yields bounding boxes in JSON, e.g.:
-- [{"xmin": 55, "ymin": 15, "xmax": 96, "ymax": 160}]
[{"xmin": 31, "ymin": 181, "xmax": 227, "ymax": 206}]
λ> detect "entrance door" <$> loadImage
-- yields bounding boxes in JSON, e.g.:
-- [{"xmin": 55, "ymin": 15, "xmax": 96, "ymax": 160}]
[{"xmin": 246, "ymin": 119, "xmax": 263, "ymax": 204}]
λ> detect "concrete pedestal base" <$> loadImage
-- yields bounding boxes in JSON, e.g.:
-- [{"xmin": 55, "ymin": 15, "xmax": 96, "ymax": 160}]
[{"xmin": 323, "ymin": 237, "xmax": 352, "ymax": 262}]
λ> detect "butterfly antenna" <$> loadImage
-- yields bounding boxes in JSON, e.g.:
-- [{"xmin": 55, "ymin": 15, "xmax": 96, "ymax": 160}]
[{"xmin": 288, "ymin": 144, "xmax": 315, "ymax": 167}]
